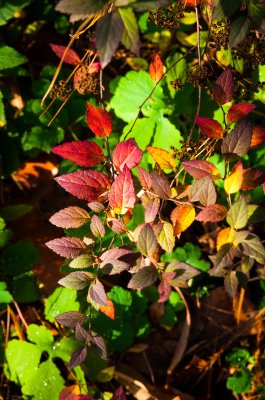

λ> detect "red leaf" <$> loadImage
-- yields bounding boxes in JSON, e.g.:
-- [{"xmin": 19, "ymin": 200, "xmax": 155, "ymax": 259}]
[
  {"xmin": 250, "ymin": 125, "xmax": 265, "ymax": 149},
  {"xmin": 86, "ymin": 102, "xmax": 112, "ymax": 138},
  {"xmin": 52, "ymin": 141, "xmax": 104, "ymax": 167},
  {"xmin": 49, "ymin": 206, "xmax": 90, "ymax": 228},
  {"xmin": 195, "ymin": 204, "xmax": 227, "ymax": 222},
  {"xmin": 59, "ymin": 385, "xmax": 81, "ymax": 400},
  {"xmin": 109, "ymin": 165, "xmax": 136, "ymax": 214},
  {"xmin": 222, "ymin": 119, "xmax": 253, "ymax": 160},
  {"xmin": 50, "ymin": 44, "xmax": 81, "ymax": 66},
  {"xmin": 144, "ymin": 197, "xmax": 160, "ymax": 223},
  {"xmin": 182, "ymin": 160, "xmax": 221, "ymax": 179},
  {"xmin": 138, "ymin": 167, "xmax": 152, "ymax": 189},
  {"xmin": 196, "ymin": 116, "xmax": 223, "ymax": 139},
  {"xmin": 149, "ymin": 53, "xmax": 164, "ymax": 83},
  {"xmin": 113, "ymin": 139, "xmax": 142, "ymax": 172},
  {"xmin": 227, "ymin": 103, "xmax": 256, "ymax": 124},
  {"xmin": 100, "ymin": 297, "xmax": 115, "ymax": 320},
  {"xmin": 87, "ymin": 62, "xmax": 101, "ymax": 74},
  {"xmin": 46, "ymin": 237, "xmax": 87, "ymax": 258},
  {"xmin": 158, "ymin": 279, "xmax": 171, "ymax": 303},
  {"xmin": 182, "ymin": 0, "xmax": 200, "ymax": 5},
  {"xmin": 55, "ymin": 170, "xmax": 110, "ymax": 202},
  {"xmin": 213, "ymin": 68, "xmax": 234, "ymax": 105},
  {"xmin": 241, "ymin": 168, "xmax": 265, "ymax": 190}
]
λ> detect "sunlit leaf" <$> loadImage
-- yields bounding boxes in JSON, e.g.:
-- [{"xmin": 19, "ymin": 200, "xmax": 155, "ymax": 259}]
[
  {"xmin": 240, "ymin": 234, "xmax": 265, "ymax": 264},
  {"xmin": 55, "ymin": 170, "xmax": 110, "ymax": 202},
  {"xmin": 224, "ymin": 161, "xmax": 244, "ymax": 194},
  {"xmin": 90, "ymin": 215, "xmax": 105, "ymax": 238},
  {"xmin": 49, "ymin": 206, "xmax": 90, "ymax": 229},
  {"xmin": 195, "ymin": 204, "xmax": 227, "ymax": 222},
  {"xmin": 227, "ymin": 103, "xmax": 256, "ymax": 124},
  {"xmin": 144, "ymin": 197, "xmax": 160, "ymax": 223},
  {"xmin": 100, "ymin": 297, "xmax": 115, "ymax": 320},
  {"xmin": 189, "ymin": 175, "xmax": 217, "ymax": 206},
  {"xmin": 182, "ymin": 160, "xmax": 221, "ymax": 179},
  {"xmin": 156, "ymin": 221, "xmax": 175, "ymax": 253},
  {"xmin": 86, "ymin": 102, "xmax": 112, "ymax": 137},
  {"xmin": 138, "ymin": 167, "xmax": 152, "ymax": 189},
  {"xmin": 217, "ymin": 227, "xmax": 235, "ymax": 251},
  {"xmin": 170, "ymin": 204, "xmax": 195, "ymax": 235},
  {"xmin": 109, "ymin": 165, "xmax": 136, "ymax": 214},
  {"xmin": 149, "ymin": 52, "xmax": 164, "ymax": 83},
  {"xmin": 113, "ymin": 139, "xmax": 142, "ymax": 172},
  {"xmin": 147, "ymin": 146, "xmax": 176, "ymax": 170},
  {"xmin": 222, "ymin": 119, "xmax": 253, "ymax": 160},
  {"xmin": 119, "ymin": 7, "xmax": 140, "ymax": 55},
  {"xmin": 88, "ymin": 279, "xmax": 107, "ymax": 306},
  {"xmin": 52, "ymin": 141, "xmax": 104, "ymax": 167},
  {"xmin": 226, "ymin": 196, "xmax": 248, "ymax": 229},
  {"xmin": 59, "ymin": 271, "xmax": 93, "ymax": 290},
  {"xmin": 69, "ymin": 255, "xmax": 92, "ymax": 269},
  {"xmin": 250, "ymin": 125, "xmax": 265, "ymax": 148},
  {"xmin": 241, "ymin": 168, "xmax": 265, "ymax": 190},
  {"xmin": 213, "ymin": 68, "xmax": 234, "ymax": 105},
  {"xmin": 46, "ymin": 237, "xmax": 87, "ymax": 258},
  {"xmin": 195, "ymin": 116, "xmax": 223, "ymax": 139},
  {"xmin": 137, "ymin": 223, "xmax": 158, "ymax": 257},
  {"xmin": 50, "ymin": 44, "xmax": 81, "ymax": 65},
  {"xmin": 100, "ymin": 259, "xmax": 130, "ymax": 275},
  {"xmin": 150, "ymin": 173, "xmax": 171, "ymax": 199}
]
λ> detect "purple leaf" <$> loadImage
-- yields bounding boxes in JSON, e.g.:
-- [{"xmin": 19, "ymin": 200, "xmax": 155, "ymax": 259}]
[
  {"xmin": 189, "ymin": 175, "xmax": 217, "ymax": 207},
  {"xmin": 222, "ymin": 119, "xmax": 253, "ymax": 160},
  {"xmin": 128, "ymin": 266, "xmax": 158, "ymax": 289},
  {"xmin": 213, "ymin": 68, "xmax": 234, "ymax": 105},
  {"xmin": 91, "ymin": 334, "xmax": 107, "ymax": 360},
  {"xmin": 69, "ymin": 346, "xmax": 87, "ymax": 369},
  {"xmin": 55, "ymin": 311, "xmax": 86, "ymax": 328},
  {"xmin": 100, "ymin": 259, "xmax": 130, "ymax": 275},
  {"xmin": 100, "ymin": 248, "xmax": 133, "ymax": 262},
  {"xmin": 46, "ymin": 237, "xmax": 87, "ymax": 258},
  {"xmin": 150, "ymin": 173, "xmax": 171, "ymax": 199},
  {"xmin": 88, "ymin": 279, "xmax": 107, "ymax": 306},
  {"xmin": 75, "ymin": 323, "xmax": 92, "ymax": 342},
  {"xmin": 112, "ymin": 385, "xmax": 127, "ymax": 400}
]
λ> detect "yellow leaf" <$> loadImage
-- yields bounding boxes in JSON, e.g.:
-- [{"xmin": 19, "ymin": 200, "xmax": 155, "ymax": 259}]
[
  {"xmin": 217, "ymin": 227, "xmax": 235, "ymax": 250},
  {"xmin": 157, "ymin": 221, "xmax": 175, "ymax": 252},
  {"xmin": 224, "ymin": 162, "xmax": 244, "ymax": 194},
  {"xmin": 147, "ymin": 146, "xmax": 176, "ymax": 170},
  {"xmin": 170, "ymin": 204, "xmax": 195, "ymax": 235}
]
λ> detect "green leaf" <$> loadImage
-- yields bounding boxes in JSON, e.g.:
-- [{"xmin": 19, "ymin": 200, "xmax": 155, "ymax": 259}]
[
  {"xmin": 226, "ymin": 348, "xmax": 251, "ymax": 367},
  {"xmin": 226, "ymin": 367, "xmax": 253, "ymax": 394},
  {"xmin": 0, "ymin": 0, "xmax": 31, "ymax": 26},
  {"xmin": 161, "ymin": 242, "xmax": 210, "ymax": 271},
  {"xmin": 110, "ymin": 70, "xmax": 166, "ymax": 122},
  {"xmin": 0, "ymin": 229, "xmax": 12, "ymax": 248},
  {"xmin": 0, "ymin": 204, "xmax": 33, "ymax": 222},
  {"xmin": 44, "ymin": 287, "xmax": 80, "ymax": 323},
  {"xmin": 229, "ymin": 17, "xmax": 252, "ymax": 48},
  {"xmin": 0, "ymin": 89, "xmax": 6, "ymax": 127},
  {"xmin": 13, "ymin": 272, "xmax": 40, "ymax": 303},
  {"xmin": 122, "ymin": 117, "xmax": 156, "ymax": 150},
  {"xmin": 152, "ymin": 116, "xmax": 182, "ymax": 153},
  {"xmin": 0, "ymin": 46, "xmax": 27, "ymax": 70},
  {"xmin": 226, "ymin": 196, "xmax": 248, "ymax": 230},
  {"xmin": 22, "ymin": 125, "xmax": 64, "ymax": 153},
  {"xmin": 27, "ymin": 324, "xmax": 54, "ymax": 349},
  {"xmin": 160, "ymin": 304, "xmax": 177, "ymax": 328},
  {"xmin": 212, "ymin": 0, "xmax": 241, "ymax": 19},
  {"xmin": 119, "ymin": 8, "xmax": 140, "ymax": 55},
  {"xmin": 0, "ymin": 240, "xmax": 39, "ymax": 276},
  {"xmin": 240, "ymin": 235, "xmax": 265, "ymax": 264},
  {"xmin": 0, "ymin": 281, "xmax": 13, "ymax": 305}
]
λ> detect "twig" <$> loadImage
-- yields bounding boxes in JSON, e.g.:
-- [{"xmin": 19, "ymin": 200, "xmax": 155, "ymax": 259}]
[
  {"xmin": 13, "ymin": 300, "xmax": 28, "ymax": 329},
  {"xmin": 167, "ymin": 287, "xmax": 191, "ymax": 375},
  {"xmin": 235, "ymin": 287, "xmax": 245, "ymax": 325}
]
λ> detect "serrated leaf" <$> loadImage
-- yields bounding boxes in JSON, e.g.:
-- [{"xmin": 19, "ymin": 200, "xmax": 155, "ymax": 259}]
[
  {"xmin": 241, "ymin": 168, "xmax": 265, "ymax": 190},
  {"xmin": 144, "ymin": 197, "xmax": 160, "ymax": 223},
  {"xmin": 75, "ymin": 323, "xmax": 91, "ymax": 342},
  {"xmin": 52, "ymin": 141, "xmax": 104, "ymax": 167},
  {"xmin": 90, "ymin": 215, "xmax": 105, "ymax": 238},
  {"xmin": 147, "ymin": 146, "xmax": 176, "ymax": 170},
  {"xmin": 49, "ymin": 206, "xmax": 90, "ymax": 229},
  {"xmin": 88, "ymin": 279, "xmax": 107, "ymax": 306},
  {"xmin": 86, "ymin": 102, "xmax": 112, "ymax": 137},
  {"xmin": 250, "ymin": 125, "xmax": 265, "ymax": 148},
  {"xmin": 240, "ymin": 235, "xmax": 265, "ymax": 264},
  {"xmin": 149, "ymin": 53, "xmax": 164, "ymax": 83},
  {"xmin": 189, "ymin": 175, "xmax": 217, "ymax": 206},
  {"xmin": 91, "ymin": 334, "xmax": 107, "ymax": 360},
  {"xmin": 227, "ymin": 103, "xmax": 256, "ymax": 124},
  {"xmin": 55, "ymin": 0, "xmax": 107, "ymax": 19},
  {"xmin": 100, "ymin": 247, "xmax": 133, "ymax": 261},
  {"xmin": 55, "ymin": 170, "xmax": 110, "ymax": 202},
  {"xmin": 59, "ymin": 271, "xmax": 93, "ymax": 290},
  {"xmin": 229, "ymin": 16, "xmax": 251, "ymax": 48},
  {"xmin": 156, "ymin": 221, "xmax": 175, "ymax": 253},
  {"xmin": 137, "ymin": 223, "xmax": 158, "ymax": 257},
  {"xmin": 138, "ymin": 167, "xmax": 152, "ymax": 189},
  {"xmin": 119, "ymin": 7, "xmax": 140, "ymax": 55},
  {"xmin": 46, "ymin": 237, "xmax": 87, "ymax": 258},
  {"xmin": 195, "ymin": 116, "xmax": 223, "ymax": 139},
  {"xmin": 69, "ymin": 255, "xmax": 92, "ymax": 269},
  {"xmin": 100, "ymin": 298, "xmax": 115, "ymax": 320},
  {"xmin": 170, "ymin": 204, "xmax": 195, "ymax": 235},
  {"xmin": 150, "ymin": 173, "xmax": 171, "ymax": 199},
  {"xmin": 69, "ymin": 346, "xmax": 87, "ymax": 369},
  {"xmin": 213, "ymin": 68, "xmax": 234, "ymax": 105},
  {"xmin": 209, "ymin": 244, "xmax": 240, "ymax": 276},
  {"xmin": 222, "ymin": 119, "xmax": 253, "ymax": 160},
  {"xmin": 113, "ymin": 139, "xmax": 142, "ymax": 172},
  {"xmin": 226, "ymin": 196, "xmax": 248, "ymax": 229},
  {"xmin": 109, "ymin": 165, "xmax": 136, "ymax": 214},
  {"xmin": 55, "ymin": 311, "xmax": 86, "ymax": 328},
  {"xmin": 87, "ymin": 202, "xmax": 106, "ymax": 213},
  {"xmin": 95, "ymin": 11, "xmax": 124, "ymax": 68},
  {"xmin": 182, "ymin": 160, "xmax": 221, "ymax": 179},
  {"xmin": 128, "ymin": 266, "xmax": 158, "ymax": 289},
  {"xmin": 195, "ymin": 204, "xmax": 227, "ymax": 222},
  {"xmin": 224, "ymin": 161, "xmax": 244, "ymax": 194},
  {"xmin": 50, "ymin": 44, "xmax": 81, "ymax": 65}
]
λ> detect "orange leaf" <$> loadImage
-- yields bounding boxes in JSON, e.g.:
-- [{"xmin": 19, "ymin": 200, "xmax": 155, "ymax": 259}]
[
  {"xmin": 86, "ymin": 102, "xmax": 112, "ymax": 137},
  {"xmin": 224, "ymin": 162, "xmax": 244, "ymax": 194},
  {"xmin": 100, "ymin": 298, "xmax": 115, "ymax": 320},
  {"xmin": 149, "ymin": 53, "xmax": 164, "ymax": 83},
  {"xmin": 249, "ymin": 126, "xmax": 265, "ymax": 149},
  {"xmin": 217, "ymin": 227, "xmax": 235, "ymax": 251},
  {"xmin": 196, "ymin": 116, "xmax": 223, "ymax": 139},
  {"xmin": 227, "ymin": 103, "xmax": 255, "ymax": 124},
  {"xmin": 147, "ymin": 146, "xmax": 176, "ymax": 170},
  {"xmin": 59, "ymin": 385, "xmax": 80, "ymax": 400},
  {"xmin": 241, "ymin": 168, "xmax": 265, "ymax": 190},
  {"xmin": 170, "ymin": 204, "xmax": 195, "ymax": 235}
]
